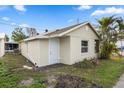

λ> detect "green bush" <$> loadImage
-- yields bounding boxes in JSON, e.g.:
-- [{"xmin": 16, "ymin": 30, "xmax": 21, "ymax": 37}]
[
  {"xmin": 73, "ymin": 59, "xmax": 93, "ymax": 68},
  {"xmin": 99, "ymin": 42, "xmax": 117, "ymax": 59},
  {"xmin": 0, "ymin": 74, "xmax": 23, "ymax": 88},
  {"xmin": 0, "ymin": 61, "xmax": 8, "ymax": 76}
]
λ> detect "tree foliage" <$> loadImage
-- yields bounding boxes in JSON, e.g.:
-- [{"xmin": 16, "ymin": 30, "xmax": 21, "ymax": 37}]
[
  {"xmin": 97, "ymin": 16, "xmax": 124, "ymax": 59},
  {"xmin": 116, "ymin": 17, "xmax": 124, "ymax": 40},
  {"xmin": 11, "ymin": 28, "xmax": 26, "ymax": 42}
]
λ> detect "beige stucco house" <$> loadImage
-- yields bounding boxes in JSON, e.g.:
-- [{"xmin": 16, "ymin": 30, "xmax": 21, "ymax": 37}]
[
  {"xmin": 0, "ymin": 33, "xmax": 6, "ymax": 57},
  {"xmin": 20, "ymin": 22, "xmax": 100, "ymax": 67}
]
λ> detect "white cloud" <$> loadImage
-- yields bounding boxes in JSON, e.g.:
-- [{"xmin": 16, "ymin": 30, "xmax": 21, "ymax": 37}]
[
  {"xmin": 77, "ymin": 5, "xmax": 92, "ymax": 11},
  {"xmin": 11, "ymin": 22, "xmax": 16, "ymax": 26},
  {"xmin": 13, "ymin": 5, "xmax": 27, "ymax": 12},
  {"xmin": 91, "ymin": 7, "xmax": 124, "ymax": 16},
  {"xmin": 19, "ymin": 23, "xmax": 29, "ymax": 27},
  {"xmin": 67, "ymin": 19, "xmax": 74, "ymax": 23},
  {"xmin": 1, "ymin": 17, "xmax": 10, "ymax": 21}
]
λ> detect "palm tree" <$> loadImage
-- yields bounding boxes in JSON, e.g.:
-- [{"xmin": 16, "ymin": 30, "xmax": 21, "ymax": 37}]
[
  {"xmin": 97, "ymin": 16, "xmax": 118, "ymax": 59},
  {"xmin": 97, "ymin": 16, "xmax": 117, "ymax": 42}
]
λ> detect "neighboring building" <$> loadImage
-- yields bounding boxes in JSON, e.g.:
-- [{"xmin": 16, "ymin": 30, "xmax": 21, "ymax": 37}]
[
  {"xmin": 0, "ymin": 33, "xmax": 6, "ymax": 57},
  {"xmin": 116, "ymin": 40, "xmax": 124, "ymax": 56},
  {"xmin": 20, "ymin": 22, "xmax": 100, "ymax": 67},
  {"xmin": 5, "ymin": 42, "xmax": 19, "ymax": 52},
  {"xmin": 0, "ymin": 33, "xmax": 19, "ymax": 56}
]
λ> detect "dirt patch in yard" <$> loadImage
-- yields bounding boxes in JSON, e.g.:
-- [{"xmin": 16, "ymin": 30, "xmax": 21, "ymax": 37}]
[
  {"xmin": 18, "ymin": 77, "xmax": 34, "ymax": 87},
  {"xmin": 55, "ymin": 75, "xmax": 86, "ymax": 88},
  {"xmin": 43, "ymin": 74, "xmax": 103, "ymax": 88},
  {"xmin": 43, "ymin": 75, "xmax": 58, "ymax": 88}
]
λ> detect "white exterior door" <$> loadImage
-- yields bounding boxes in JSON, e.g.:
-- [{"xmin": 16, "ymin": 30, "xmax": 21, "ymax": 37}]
[{"xmin": 49, "ymin": 38, "xmax": 60, "ymax": 65}]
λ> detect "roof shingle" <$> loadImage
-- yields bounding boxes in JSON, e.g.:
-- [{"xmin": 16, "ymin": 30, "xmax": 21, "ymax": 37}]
[{"xmin": 44, "ymin": 23, "xmax": 83, "ymax": 36}]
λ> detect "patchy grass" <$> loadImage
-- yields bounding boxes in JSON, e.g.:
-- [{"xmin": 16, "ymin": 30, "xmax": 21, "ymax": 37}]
[
  {"xmin": 46, "ymin": 60, "xmax": 124, "ymax": 87},
  {"xmin": 0, "ymin": 54, "xmax": 46, "ymax": 88},
  {"xmin": 0, "ymin": 54, "xmax": 124, "ymax": 88}
]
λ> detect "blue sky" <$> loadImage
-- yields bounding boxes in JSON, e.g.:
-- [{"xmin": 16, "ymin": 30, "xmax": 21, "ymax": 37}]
[{"xmin": 0, "ymin": 5, "xmax": 124, "ymax": 37}]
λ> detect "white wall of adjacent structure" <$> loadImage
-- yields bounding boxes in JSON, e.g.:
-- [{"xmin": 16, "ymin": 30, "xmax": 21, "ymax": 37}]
[{"xmin": 0, "ymin": 38, "xmax": 5, "ymax": 57}]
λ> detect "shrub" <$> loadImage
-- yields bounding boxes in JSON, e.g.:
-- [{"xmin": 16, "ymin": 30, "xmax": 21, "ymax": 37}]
[
  {"xmin": 0, "ymin": 61, "xmax": 8, "ymax": 76},
  {"xmin": 73, "ymin": 58, "xmax": 100, "ymax": 69},
  {"xmin": 0, "ymin": 74, "xmax": 23, "ymax": 88},
  {"xmin": 99, "ymin": 42, "xmax": 117, "ymax": 59},
  {"xmin": 73, "ymin": 59, "xmax": 94, "ymax": 68}
]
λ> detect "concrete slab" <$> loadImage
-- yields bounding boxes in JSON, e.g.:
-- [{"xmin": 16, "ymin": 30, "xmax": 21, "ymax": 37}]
[{"xmin": 114, "ymin": 73, "xmax": 124, "ymax": 88}]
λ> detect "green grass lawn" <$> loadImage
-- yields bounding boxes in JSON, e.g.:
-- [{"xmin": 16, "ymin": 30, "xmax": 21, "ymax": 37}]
[{"xmin": 0, "ymin": 54, "xmax": 124, "ymax": 88}]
